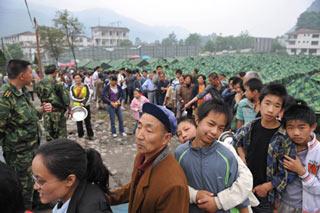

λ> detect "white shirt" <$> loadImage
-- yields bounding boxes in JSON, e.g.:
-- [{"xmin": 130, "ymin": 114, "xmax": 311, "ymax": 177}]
[{"xmin": 52, "ymin": 199, "xmax": 71, "ymax": 213}]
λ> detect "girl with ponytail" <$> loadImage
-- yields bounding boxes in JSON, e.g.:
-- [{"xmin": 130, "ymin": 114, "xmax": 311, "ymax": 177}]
[{"xmin": 31, "ymin": 139, "xmax": 112, "ymax": 213}]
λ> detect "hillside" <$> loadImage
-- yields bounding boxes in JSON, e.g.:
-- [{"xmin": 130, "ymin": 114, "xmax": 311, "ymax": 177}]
[{"xmin": 0, "ymin": 0, "xmax": 189, "ymax": 42}]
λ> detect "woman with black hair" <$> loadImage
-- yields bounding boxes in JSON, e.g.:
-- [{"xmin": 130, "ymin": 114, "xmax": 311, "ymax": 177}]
[
  {"xmin": 0, "ymin": 162, "xmax": 25, "ymax": 213},
  {"xmin": 70, "ymin": 73, "xmax": 94, "ymax": 140},
  {"xmin": 31, "ymin": 139, "xmax": 112, "ymax": 213}
]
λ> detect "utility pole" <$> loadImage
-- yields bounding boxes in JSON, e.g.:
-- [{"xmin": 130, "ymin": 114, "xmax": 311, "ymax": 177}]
[{"xmin": 34, "ymin": 18, "xmax": 43, "ymax": 78}]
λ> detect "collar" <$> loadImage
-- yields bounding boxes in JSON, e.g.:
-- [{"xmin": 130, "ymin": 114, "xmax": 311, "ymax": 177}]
[
  {"xmin": 8, "ymin": 83, "xmax": 27, "ymax": 97},
  {"xmin": 136, "ymin": 146, "xmax": 170, "ymax": 171},
  {"xmin": 307, "ymin": 133, "xmax": 318, "ymax": 151},
  {"xmin": 189, "ymin": 139, "xmax": 219, "ymax": 153}
]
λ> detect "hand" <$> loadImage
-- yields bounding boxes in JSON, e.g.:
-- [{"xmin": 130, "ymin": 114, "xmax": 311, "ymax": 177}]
[
  {"xmin": 196, "ymin": 190, "xmax": 214, "ymax": 202},
  {"xmin": 253, "ymin": 182, "xmax": 273, "ymax": 197},
  {"xmin": 197, "ymin": 196, "xmax": 218, "ymax": 213},
  {"xmin": 42, "ymin": 102, "xmax": 52, "ymax": 112},
  {"xmin": 284, "ymin": 155, "xmax": 306, "ymax": 176},
  {"xmin": 184, "ymin": 102, "xmax": 190, "ymax": 110}
]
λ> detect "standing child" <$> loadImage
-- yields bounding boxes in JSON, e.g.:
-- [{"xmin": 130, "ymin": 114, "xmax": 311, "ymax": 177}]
[
  {"xmin": 280, "ymin": 101, "xmax": 320, "ymax": 212},
  {"xmin": 130, "ymin": 88, "xmax": 149, "ymax": 134},
  {"xmin": 175, "ymin": 99, "xmax": 251, "ymax": 213},
  {"xmin": 235, "ymin": 83, "xmax": 296, "ymax": 212}
]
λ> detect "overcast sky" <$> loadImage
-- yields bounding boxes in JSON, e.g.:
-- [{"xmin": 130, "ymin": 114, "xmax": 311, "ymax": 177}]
[{"xmin": 29, "ymin": 0, "xmax": 314, "ymax": 37}]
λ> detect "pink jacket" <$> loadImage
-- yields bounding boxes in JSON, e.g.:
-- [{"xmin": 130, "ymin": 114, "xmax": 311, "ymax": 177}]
[{"xmin": 130, "ymin": 96, "xmax": 149, "ymax": 120}]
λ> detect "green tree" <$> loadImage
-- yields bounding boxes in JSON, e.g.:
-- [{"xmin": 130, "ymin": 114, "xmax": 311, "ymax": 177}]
[
  {"xmin": 204, "ymin": 40, "xmax": 216, "ymax": 52},
  {"xmin": 135, "ymin": 37, "xmax": 142, "ymax": 46},
  {"xmin": 119, "ymin": 39, "xmax": 133, "ymax": 47},
  {"xmin": 271, "ymin": 39, "xmax": 285, "ymax": 53},
  {"xmin": 54, "ymin": 9, "xmax": 83, "ymax": 68},
  {"xmin": 39, "ymin": 26, "xmax": 65, "ymax": 63},
  {"xmin": 296, "ymin": 12, "xmax": 320, "ymax": 30},
  {"xmin": 237, "ymin": 31, "xmax": 254, "ymax": 49},
  {"xmin": 0, "ymin": 49, "xmax": 6, "ymax": 75},
  {"xmin": 161, "ymin": 32, "xmax": 178, "ymax": 46},
  {"xmin": 5, "ymin": 43, "xmax": 24, "ymax": 59},
  {"xmin": 185, "ymin": 33, "xmax": 202, "ymax": 46}
]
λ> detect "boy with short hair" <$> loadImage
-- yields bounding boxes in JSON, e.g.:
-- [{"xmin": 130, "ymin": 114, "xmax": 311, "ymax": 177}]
[
  {"xmin": 280, "ymin": 101, "xmax": 320, "ymax": 212},
  {"xmin": 235, "ymin": 83, "xmax": 296, "ymax": 212},
  {"xmin": 176, "ymin": 99, "xmax": 250, "ymax": 213},
  {"xmin": 236, "ymin": 78, "xmax": 263, "ymax": 128}
]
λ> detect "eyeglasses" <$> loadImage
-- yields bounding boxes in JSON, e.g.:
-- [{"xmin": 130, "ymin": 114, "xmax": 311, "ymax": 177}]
[{"xmin": 32, "ymin": 175, "xmax": 60, "ymax": 187}]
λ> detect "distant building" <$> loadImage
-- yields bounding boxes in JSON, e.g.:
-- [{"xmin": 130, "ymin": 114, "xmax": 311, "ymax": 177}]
[
  {"xmin": 286, "ymin": 28, "xmax": 320, "ymax": 55},
  {"xmin": 91, "ymin": 26, "xmax": 129, "ymax": 47},
  {"xmin": 2, "ymin": 31, "xmax": 37, "ymax": 60},
  {"xmin": 254, "ymin": 37, "xmax": 273, "ymax": 53},
  {"xmin": 74, "ymin": 35, "xmax": 92, "ymax": 47}
]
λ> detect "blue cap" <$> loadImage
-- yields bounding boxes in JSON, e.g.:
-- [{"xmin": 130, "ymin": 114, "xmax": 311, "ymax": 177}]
[{"xmin": 142, "ymin": 103, "xmax": 177, "ymax": 135}]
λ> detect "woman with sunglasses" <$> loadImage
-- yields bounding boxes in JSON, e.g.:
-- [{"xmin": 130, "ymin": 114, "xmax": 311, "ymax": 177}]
[{"xmin": 32, "ymin": 139, "xmax": 112, "ymax": 213}]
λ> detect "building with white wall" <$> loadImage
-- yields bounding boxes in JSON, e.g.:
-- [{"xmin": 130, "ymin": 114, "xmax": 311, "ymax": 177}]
[
  {"xmin": 286, "ymin": 28, "xmax": 320, "ymax": 55},
  {"xmin": 91, "ymin": 26, "xmax": 129, "ymax": 47},
  {"xmin": 2, "ymin": 31, "xmax": 37, "ymax": 60}
]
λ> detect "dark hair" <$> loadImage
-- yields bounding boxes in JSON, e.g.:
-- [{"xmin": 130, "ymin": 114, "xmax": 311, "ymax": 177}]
[
  {"xmin": 142, "ymin": 70, "xmax": 148, "ymax": 73},
  {"xmin": 177, "ymin": 116, "xmax": 196, "ymax": 128},
  {"xmin": 231, "ymin": 77, "xmax": 242, "ymax": 86},
  {"xmin": 244, "ymin": 78, "xmax": 263, "ymax": 92},
  {"xmin": 184, "ymin": 74, "xmax": 193, "ymax": 82},
  {"xmin": 94, "ymin": 66, "xmax": 101, "ymax": 71},
  {"xmin": 259, "ymin": 83, "xmax": 287, "ymax": 108},
  {"xmin": 0, "ymin": 162, "xmax": 25, "ymax": 213},
  {"xmin": 73, "ymin": 72, "xmax": 83, "ymax": 79},
  {"xmin": 35, "ymin": 139, "xmax": 111, "ymax": 194},
  {"xmin": 7, "ymin": 59, "xmax": 31, "ymax": 79},
  {"xmin": 156, "ymin": 65, "xmax": 163, "ymax": 69},
  {"xmin": 175, "ymin": 69, "xmax": 182, "ymax": 75},
  {"xmin": 134, "ymin": 88, "xmax": 142, "ymax": 93},
  {"xmin": 193, "ymin": 68, "xmax": 199, "ymax": 74},
  {"xmin": 283, "ymin": 100, "xmax": 317, "ymax": 127},
  {"xmin": 197, "ymin": 74, "xmax": 206, "ymax": 81},
  {"xmin": 197, "ymin": 98, "xmax": 232, "ymax": 129},
  {"xmin": 45, "ymin": 64, "xmax": 57, "ymax": 75},
  {"xmin": 228, "ymin": 76, "xmax": 237, "ymax": 84},
  {"xmin": 109, "ymin": 75, "xmax": 118, "ymax": 81},
  {"xmin": 238, "ymin": 71, "xmax": 246, "ymax": 78},
  {"xmin": 208, "ymin": 72, "xmax": 218, "ymax": 79}
]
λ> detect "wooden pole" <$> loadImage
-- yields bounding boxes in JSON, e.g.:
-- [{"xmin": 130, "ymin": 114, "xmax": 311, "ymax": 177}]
[{"xmin": 34, "ymin": 18, "xmax": 43, "ymax": 79}]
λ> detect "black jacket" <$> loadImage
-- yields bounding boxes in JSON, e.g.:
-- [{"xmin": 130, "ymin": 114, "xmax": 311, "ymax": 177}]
[{"xmin": 67, "ymin": 181, "xmax": 112, "ymax": 213}]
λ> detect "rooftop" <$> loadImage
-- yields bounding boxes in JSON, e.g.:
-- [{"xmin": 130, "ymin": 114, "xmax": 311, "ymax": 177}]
[
  {"xmin": 91, "ymin": 26, "xmax": 129, "ymax": 32},
  {"xmin": 3, "ymin": 31, "xmax": 35, "ymax": 38},
  {"xmin": 289, "ymin": 28, "xmax": 320, "ymax": 35}
]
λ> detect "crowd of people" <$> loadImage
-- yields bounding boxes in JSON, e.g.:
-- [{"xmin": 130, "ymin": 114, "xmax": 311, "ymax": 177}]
[{"xmin": 0, "ymin": 59, "xmax": 320, "ymax": 213}]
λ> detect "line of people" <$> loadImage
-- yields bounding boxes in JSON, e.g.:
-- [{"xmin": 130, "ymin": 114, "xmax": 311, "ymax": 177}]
[{"xmin": 1, "ymin": 59, "xmax": 320, "ymax": 213}]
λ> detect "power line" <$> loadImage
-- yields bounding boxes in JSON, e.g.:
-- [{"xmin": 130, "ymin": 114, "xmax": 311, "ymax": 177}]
[{"xmin": 24, "ymin": 0, "xmax": 35, "ymax": 28}]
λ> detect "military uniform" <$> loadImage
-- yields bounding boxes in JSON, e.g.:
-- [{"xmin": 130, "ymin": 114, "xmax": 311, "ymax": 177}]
[
  {"xmin": 35, "ymin": 75, "xmax": 70, "ymax": 141},
  {"xmin": 0, "ymin": 83, "xmax": 41, "ymax": 209}
]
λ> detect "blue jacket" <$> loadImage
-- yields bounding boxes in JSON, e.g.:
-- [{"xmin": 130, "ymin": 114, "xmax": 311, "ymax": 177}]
[{"xmin": 175, "ymin": 141, "xmax": 249, "ymax": 213}]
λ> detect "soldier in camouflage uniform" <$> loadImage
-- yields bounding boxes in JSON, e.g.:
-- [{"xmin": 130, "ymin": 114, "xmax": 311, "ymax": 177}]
[
  {"xmin": 35, "ymin": 65, "xmax": 70, "ymax": 141},
  {"xmin": 0, "ymin": 59, "xmax": 52, "ymax": 210}
]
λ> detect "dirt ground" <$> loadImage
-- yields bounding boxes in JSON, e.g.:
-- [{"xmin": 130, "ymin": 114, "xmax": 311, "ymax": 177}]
[
  {"xmin": 66, "ymin": 102, "xmax": 181, "ymax": 190},
  {"xmin": 1, "ymin": 98, "xmax": 180, "ymax": 213}
]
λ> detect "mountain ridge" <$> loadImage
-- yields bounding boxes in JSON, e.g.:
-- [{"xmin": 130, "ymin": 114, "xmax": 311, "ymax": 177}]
[{"xmin": 0, "ymin": 0, "xmax": 189, "ymax": 42}]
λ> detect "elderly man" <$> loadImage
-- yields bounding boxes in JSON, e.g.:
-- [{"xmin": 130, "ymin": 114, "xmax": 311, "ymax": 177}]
[{"xmin": 109, "ymin": 102, "xmax": 189, "ymax": 212}]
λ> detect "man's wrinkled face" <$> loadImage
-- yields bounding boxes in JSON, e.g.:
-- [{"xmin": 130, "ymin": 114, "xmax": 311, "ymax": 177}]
[{"xmin": 135, "ymin": 113, "xmax": 171, "ymax": 156}]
